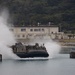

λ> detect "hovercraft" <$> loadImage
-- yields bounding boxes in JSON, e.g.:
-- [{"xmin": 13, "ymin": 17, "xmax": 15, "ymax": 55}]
[{"xmin": 11, "ymin": 42, "xmax": 49, "ymax": 58}]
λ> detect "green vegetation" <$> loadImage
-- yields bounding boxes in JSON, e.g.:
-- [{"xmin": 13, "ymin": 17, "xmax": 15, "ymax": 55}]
[{"xmin": 0, "ymin": 0, "xmax": 75, "ymax": 31}]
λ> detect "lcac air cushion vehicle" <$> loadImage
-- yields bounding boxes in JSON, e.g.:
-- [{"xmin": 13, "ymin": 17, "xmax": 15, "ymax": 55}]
[{"xmin": 11, "ymin": 42, "xmax": 49, "ymax": 58}]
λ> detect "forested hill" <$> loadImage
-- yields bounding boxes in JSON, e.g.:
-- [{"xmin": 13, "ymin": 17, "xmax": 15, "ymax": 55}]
[{"xmin": 0, "ymin": 0, "xmax": 75, "ymax": 31}]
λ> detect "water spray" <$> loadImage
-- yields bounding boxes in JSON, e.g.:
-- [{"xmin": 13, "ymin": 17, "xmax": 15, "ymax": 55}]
[{"xmin": 0, "ymin": 9, "xmax": 18, "ymax": 59}]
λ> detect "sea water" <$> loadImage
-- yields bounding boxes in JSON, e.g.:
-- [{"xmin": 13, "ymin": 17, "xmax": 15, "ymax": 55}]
[{"xmin": 0, "ymin": 54, "xmax": 75, "ymax": 75}]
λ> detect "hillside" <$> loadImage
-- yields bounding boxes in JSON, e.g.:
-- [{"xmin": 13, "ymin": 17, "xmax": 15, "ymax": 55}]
[{"xmin": 0, "ymin": 0, "xmax": 75, "ymax": 31}]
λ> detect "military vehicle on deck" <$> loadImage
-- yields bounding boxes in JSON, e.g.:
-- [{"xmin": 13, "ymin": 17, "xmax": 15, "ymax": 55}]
[{"xmin": 11, "ymin": 42, "xmax": 49, "ymax": 58}]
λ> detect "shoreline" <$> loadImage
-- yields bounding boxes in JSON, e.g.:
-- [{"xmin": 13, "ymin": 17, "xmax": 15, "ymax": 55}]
[{"xmin": 57, "ymin": 39, "xmax": 75, "ymax": 46}]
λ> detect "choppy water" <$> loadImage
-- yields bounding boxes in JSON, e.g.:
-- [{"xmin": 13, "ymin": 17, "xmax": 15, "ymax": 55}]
[{"xmin": 0, "ymin": 54, "xmax": 75, "ymax": 75}]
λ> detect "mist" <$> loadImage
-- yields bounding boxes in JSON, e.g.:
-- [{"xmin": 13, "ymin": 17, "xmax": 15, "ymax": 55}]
[{"xmin": 0, "ymin": 9, "xmax": 18, "ymax": 59}]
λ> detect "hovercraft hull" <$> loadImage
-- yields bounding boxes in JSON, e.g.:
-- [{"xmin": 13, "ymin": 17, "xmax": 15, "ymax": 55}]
[
  {"xmin": 15, "ymin": 51, "xmax": 49, "ymax": 58},
  {"xmin": 12, "ymin": 42, "xmax": 49, "ymax": 58}
]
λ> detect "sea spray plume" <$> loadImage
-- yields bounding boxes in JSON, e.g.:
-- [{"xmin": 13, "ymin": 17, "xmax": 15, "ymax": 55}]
[
  {"xmin": 0, "ymin": 43, "xmax": 18, "ymax": 59},
  {"xmin": 0, "ymin": 9, "xmax": 18, "ymax": 59},
  {"xmin": 0, "ymin": 9, "xmax": 16, "ymax": 45},
  {"xmin": 45, "ymin": 41, "xmax": 61, "ymax": 58}
]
